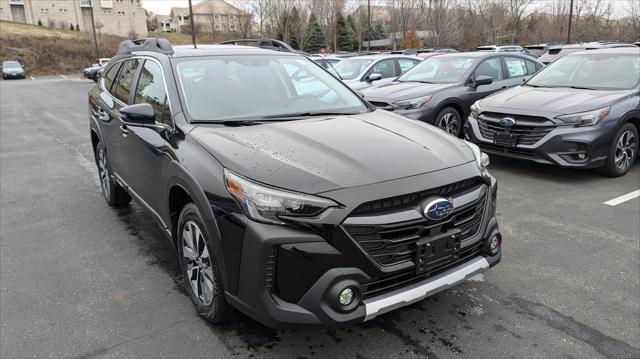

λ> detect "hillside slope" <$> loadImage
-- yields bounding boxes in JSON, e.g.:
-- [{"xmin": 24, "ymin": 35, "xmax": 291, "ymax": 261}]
[{"xmin": 0, "ymin": 21, "xmax": 125, "ymax": 76}]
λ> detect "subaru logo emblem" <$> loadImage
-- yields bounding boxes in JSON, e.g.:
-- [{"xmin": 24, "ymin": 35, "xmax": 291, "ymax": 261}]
[
  {"xmin": 499, "ymin": 117, "xmax": 516, "ymax": 127},
  {"xmin": 424, "ymin": 198, "xmax": 453, "ymax": 221}
]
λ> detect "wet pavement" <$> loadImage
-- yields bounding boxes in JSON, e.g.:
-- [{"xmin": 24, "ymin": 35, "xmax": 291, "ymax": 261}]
[{"xmin": 1, "ymin": 77, "xmax": 639, "ymax": 358}]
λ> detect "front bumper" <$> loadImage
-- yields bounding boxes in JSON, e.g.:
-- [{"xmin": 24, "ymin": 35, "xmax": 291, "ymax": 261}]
[
  {"xmin": 465, "ymin": 116, "xmax": 616, "ymax": 169},
  {"xmin": 2, "ymin": 73, "xmax": 24, "ymax": 79},
  {"xmin": 222, "ymin": 170, "xmax": 501, "ymax": 328}
]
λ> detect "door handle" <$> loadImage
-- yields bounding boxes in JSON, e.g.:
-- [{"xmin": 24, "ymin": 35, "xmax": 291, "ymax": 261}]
[
  {"xmin": 119, "ymin": 124, "xmax": 129, "ymax": 135},
  {"xmin": 501, "ymin": 86, "xmax": 507, "ymax": 89}
]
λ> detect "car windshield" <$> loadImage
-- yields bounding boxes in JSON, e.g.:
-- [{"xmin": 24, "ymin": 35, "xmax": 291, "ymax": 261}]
[
  {"xmin": 527, "ymin": 52, "xmax": 640, "ymax": 90},
  {"xmin": 175, "ymin": 55, "xmax": 368, "ymax": 122},
  {"xmin": 398, "ymin": 56, "xmax": 474, "ymax": 83},
  {"xmin": 3, "ymin": 62, "xmax": 20, "ymax": 69},
  {"xmin": 332, "ymin": 58, "xmax": 373, "ymax": 80}
]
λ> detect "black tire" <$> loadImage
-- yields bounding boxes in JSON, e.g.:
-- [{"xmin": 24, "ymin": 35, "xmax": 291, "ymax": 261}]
[
  {"xmin": 177, "ymin": 203, "xmax": 233, "ymax": 324},
  {"xmin": 600, "ymin": 123, "xmax": 638, "ymax": 177},
  {"xmin": 95, "ymin": 141, "xmax": 131, "ymax": 206},
  {"xmin": 435, "ymin": 107, "xmax": 462, "ymax": 137}
]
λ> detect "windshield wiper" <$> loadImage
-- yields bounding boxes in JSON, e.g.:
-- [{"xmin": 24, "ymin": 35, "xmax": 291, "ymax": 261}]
[
  {"xmin": 567, "ymin": 86, "xmax": 599, "ymax": 90},
  {"xmin": 261, "ymin": 111, "xmax": 361, "ymax": 120},
  {"xmin": 194, "ymin": 119, "xmax": 263, "ymax": 126}
]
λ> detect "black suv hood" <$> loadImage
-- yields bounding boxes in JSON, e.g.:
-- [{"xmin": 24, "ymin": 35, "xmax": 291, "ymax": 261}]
[
  {"xmin": 363, "ymin": 81, "xmax": 455, "ymax": 102},
  {"xmin": 479, "ymin": 85, "xmax": 634, "ymax": 117},
  {"xmin": 191, "ymin": 111, "xmax": 475, "ymax": 194}
]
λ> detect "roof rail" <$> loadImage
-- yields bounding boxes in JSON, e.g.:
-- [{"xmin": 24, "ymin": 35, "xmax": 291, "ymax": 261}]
[{"xmin": 116, "ymin": 38, "xmax": 174, "ymax": 56}]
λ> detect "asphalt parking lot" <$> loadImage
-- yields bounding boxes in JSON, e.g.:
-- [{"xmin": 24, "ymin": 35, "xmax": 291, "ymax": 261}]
[{"xmin": 1, "ymin": 77, "xmax": 639, "ymax": 359}]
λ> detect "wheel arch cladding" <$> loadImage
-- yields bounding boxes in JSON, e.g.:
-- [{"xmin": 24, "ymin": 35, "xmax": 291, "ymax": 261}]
[
  {"xmin": 90, "ymin": 130, "xmax": 100, "ymax": 159},
  {"xmin": 165, "ymin": 164, "xmax": 231, "ymax": 291},
  {"xmin": 438, "ymin": 100, "xmax": 465, "ymax": 119}
]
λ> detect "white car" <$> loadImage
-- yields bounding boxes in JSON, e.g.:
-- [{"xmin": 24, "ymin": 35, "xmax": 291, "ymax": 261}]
[{"xmin": 331, "ymin": 55, "xmax": 421, "ymax": 91}]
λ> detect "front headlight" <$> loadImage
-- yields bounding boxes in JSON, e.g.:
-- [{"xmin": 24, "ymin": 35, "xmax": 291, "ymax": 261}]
[
  {"xmin": 470, "ymin": 102, "xmax": 482, "ymax": 119},
  {"xmin": 465, "ymin": 141, "xmax": 490, "ymax": 171},
  {"xmin": 224, "ymin": 169, "xmax": 339, "ymax": 225},
  {"xmin": 556, "ymin": 107, "xmax": 609, "ymax": 126},
  {"xmin": 394, "ymin": 95, "xmax": 432, "ymax": 110}
]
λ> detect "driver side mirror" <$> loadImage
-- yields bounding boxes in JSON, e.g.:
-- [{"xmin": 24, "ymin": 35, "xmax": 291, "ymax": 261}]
[
  {"xmin": 120, "ymin": 103, "xmax": 156, "ymax": 125},
  {"xmin": 473, "ymin": 75, "xmax": 493, "ymax": 87},
  {"xmin": 368, "ymin": 73, "xmax": 383, "ymax": 82}
]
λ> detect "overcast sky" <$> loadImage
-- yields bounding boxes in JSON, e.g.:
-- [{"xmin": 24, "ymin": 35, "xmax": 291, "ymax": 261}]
[{"xmin": 142, "ymin": 0, "xmax": 631, "ymax": 17}]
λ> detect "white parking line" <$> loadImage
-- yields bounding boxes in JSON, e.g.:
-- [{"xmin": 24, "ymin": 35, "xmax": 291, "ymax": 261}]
[
  {"xmin": 59, "ymin": 74, "xmax": 68, "ymax": 80},
  {"xmin": 604, "ymin": 190, "xmax": 640, "ymax": 206},
  {"xmin": 30, "ymin": 76, "xmax": 35, "ymax": 81}
]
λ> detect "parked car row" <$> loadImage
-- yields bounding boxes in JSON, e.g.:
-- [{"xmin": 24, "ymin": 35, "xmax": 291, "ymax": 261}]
[{"xmin": 362, "ymin": 47, "xmax": 639, "ymax": 177}]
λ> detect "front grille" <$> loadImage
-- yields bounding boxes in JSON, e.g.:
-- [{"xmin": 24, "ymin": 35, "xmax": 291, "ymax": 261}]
[
  {"xmin": 369, "ymin": 101, "xmax": 393, "ymax": 110},
  {"xmin": 478, "ymin": 118, "xmax": 554, "ymax": 146},
  {"xmin": 344, "ymin": 183, "xmax": 487, "ymax": 267},
  {"xmin": 351, "ymin": 177, "xmax": 483, "ymax": 216},
  {"xmin": 481, "ymin": 112, "xmax": 549, "ymax": 123},
  {"xmin": 361, "ymin": 240, "xmax": 484, "ymax": 299},
  {"xmin": 478, "ymin": 142, "xmax": 539, "ymax": 158}
]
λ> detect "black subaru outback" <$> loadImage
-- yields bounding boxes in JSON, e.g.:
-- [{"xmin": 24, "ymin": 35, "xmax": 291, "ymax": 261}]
[{"xmin": 89, "ymin": 38, "xmax": 502, "ymax": 328}]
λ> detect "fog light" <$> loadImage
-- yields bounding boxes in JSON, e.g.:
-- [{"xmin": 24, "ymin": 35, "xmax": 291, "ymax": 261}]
[
  {"xmin": 338, "ymin": 288, "xmax": 354, "ymax": 306},
  {"xmin": 489, "ymin": 233, "xmax": 502, "ymax": 254},
  {"xmin": 577, "ymin": 153, "xmax": 586, "ymax": 160}
]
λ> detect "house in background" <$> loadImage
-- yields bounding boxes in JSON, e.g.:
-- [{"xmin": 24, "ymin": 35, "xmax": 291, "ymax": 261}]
[
  {"xmin": 168, "ymin": 0, "xmax": 251, "ymax": 37},
  {"xmin": 156, "ymin": 14, "xmax": 171, "ymax": 32},
  {"xmin": 0, "ymin": 0, "xmax": 147, "ymax": 37}
]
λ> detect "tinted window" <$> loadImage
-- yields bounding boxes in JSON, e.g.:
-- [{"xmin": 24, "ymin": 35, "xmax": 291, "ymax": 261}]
[
  {"xmin": 504, "ymin": 56, "xmax": 527, "ymax": 77},
  {"xmin": 134, "ymin": 60, "xmax": 170, "ymax": 125},
  {"xmin": 103, "ymin": 62, "xmax": 121, "ymax": 92},
  {"xmin": 525, "ymin": 60, "xmax": 539, "ymax": 75},
  {"xmin": 398, "ymin": 58, "xmax": 419, "ymax": 74},
  {"xmin": 333, "ymin": 58, "xmax": 373, "ymax": 80},
  {"xmin": 399, "ymin": 56, "xmax": 474, "ymax": 83},
  {"xmin": 112, "ymin": 59, "xmax": 140, "ymax": 104},
  {"xmin": 176, "ymin": 56, "xmax": 367, "ymax": 122},
  {"xmin": 475, "ymin": 57, "xmax": 503, "ymax": 80},
  {"xmin": 370, "ymin": 59, "xmax": 397, "ymax": 78}
]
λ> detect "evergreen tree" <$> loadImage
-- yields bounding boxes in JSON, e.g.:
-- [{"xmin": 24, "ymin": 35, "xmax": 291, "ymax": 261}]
[
  {"xmin": 70, "ymin": 23, "xmax": 75, "ymax": 31},
  {"xmin": 303, "ymin": 14, "xmax": 326, "ymax": 53},
  {"xmin": 373, "ymin": 22, "xmax": 386, "ymax": 40},
  {"xmin": 289, "ymin": 7, "xmax": 301, "ymax": 50},
  {"xmin": 76, "ymin": 24, "xmax": 80, "ymax": 31},
  {"xmin": 37, "ymin": 19, "xmax": 43, "ymax": 26},
  {"xmin": 276, "ymin": 9, "xmax": 291, "ymax": 43},
  {"xmin": 337, "ymin": 12, "xmax": 356, "ymax": 51}
]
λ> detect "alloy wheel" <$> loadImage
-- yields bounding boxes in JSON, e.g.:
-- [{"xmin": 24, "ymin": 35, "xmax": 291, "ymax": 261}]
[
  {"xmin": 97, "ymin": 146, "xmax": 110, "ymax": 199},
  {"xmin": 614, "ymin": 130, "xmax": 637, "ymax": 171},
  {"xmin": 438, "ymin": 112, "xmax": 459, "ymax": 135},
  {"xmin": 182, "ymin": 220, "xmax": 215, "ymax": 306}
]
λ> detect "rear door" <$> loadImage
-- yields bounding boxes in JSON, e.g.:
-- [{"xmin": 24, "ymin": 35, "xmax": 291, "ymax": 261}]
[
  {"xmin": 397, "ymin": 58, "xmax": 420, "ymax": 75},
  {"xmin": 503, "ymin": 56, "xmax": 530, "ymax": 86}
]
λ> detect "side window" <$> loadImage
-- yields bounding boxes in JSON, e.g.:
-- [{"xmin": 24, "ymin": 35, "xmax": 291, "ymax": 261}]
[
  {"xmin": 474, "ymin": 57, "xmax": 503, "ymax": 80},
  {"xmin": 133, "ymin": 60, "xmax": 170, "ymax": 125},
  {"xmin": 398, "ymin": 58, "xmax": 419, "ymax": 74},
  {"xmin": 103, "ymin": 62, "xmax": 121, "ymax": 92},
  {"xmin": 525, "ymin": 60, "xmax": 540, "ymax": 75},
  {"xmin": 504, "ymin": 56, "xmax": 527, "ymax": 78},
  {"xmin": 112, "ymin": 59, "xmax": 140, "ymax": 104},
  {"xmin": 370, "ymin": 59, "xmax": 397, "ymax": 78}
]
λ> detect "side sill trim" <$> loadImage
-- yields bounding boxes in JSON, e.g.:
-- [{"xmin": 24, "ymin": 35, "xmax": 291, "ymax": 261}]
[{"xmin": 363, "ymin": 256, "xmax": 489, "ymax": 321}]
